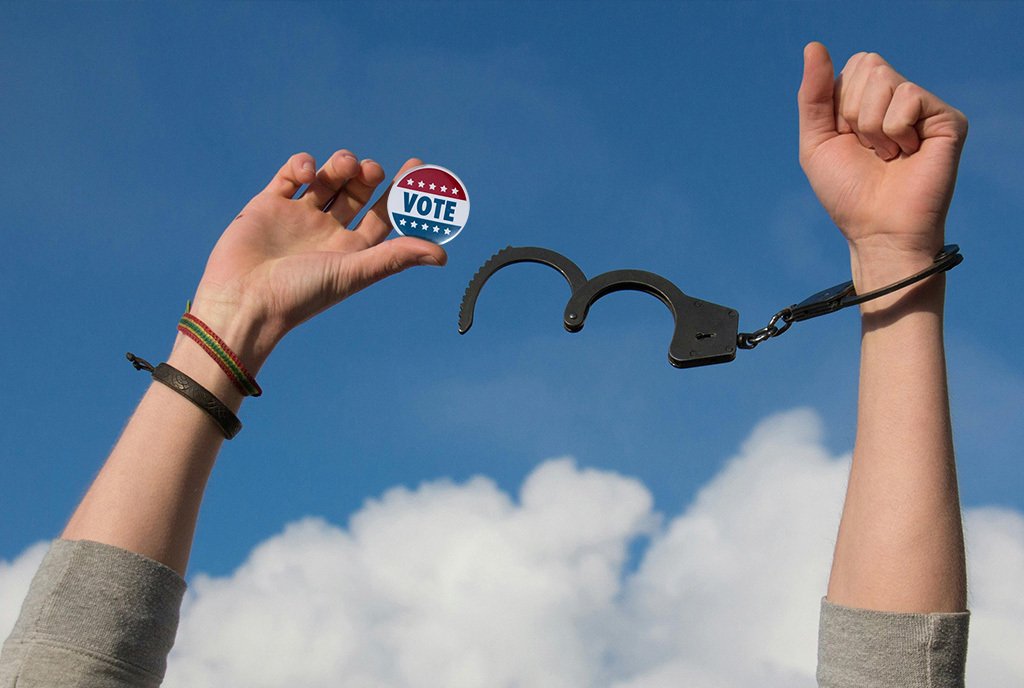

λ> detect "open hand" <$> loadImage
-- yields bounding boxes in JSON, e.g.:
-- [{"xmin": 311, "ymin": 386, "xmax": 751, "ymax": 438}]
[{"xmin": 187, "ymin": 151, "xmax": 447, "ymax": 369}]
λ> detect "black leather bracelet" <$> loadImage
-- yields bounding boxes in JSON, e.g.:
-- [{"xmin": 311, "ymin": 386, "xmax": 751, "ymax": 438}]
[{"xmin": 126, "ymin": 353, "xmax": 242, "ymax": 439}]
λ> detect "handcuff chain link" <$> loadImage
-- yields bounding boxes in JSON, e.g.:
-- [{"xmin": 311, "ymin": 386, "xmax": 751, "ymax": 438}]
[{"xmin": 736, "ymin": 308, "xmax": 793, "ymax": 350}]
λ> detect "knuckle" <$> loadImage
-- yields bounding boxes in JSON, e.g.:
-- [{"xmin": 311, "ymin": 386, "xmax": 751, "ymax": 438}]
[
  {"xmin": 842, "ymin": 51, "xmax": 867, "ymax": 70},
  {"xmin": 377, "ymin": 248, "xmax": 407, "ymax": 277},
  {"xmin": 386, "ymin": 256, "xmax": 405, "ymax": 276},
  {"xmin": 862, "ymin": 52, "xmax": 887, "ymax": 69},
  {"xmin": 869, "ymin": 63, "xmax": 891, "ymax": 78},
  {"xmin": 893, "ymin": 80, "xmax": 921, "ymax": 98}
]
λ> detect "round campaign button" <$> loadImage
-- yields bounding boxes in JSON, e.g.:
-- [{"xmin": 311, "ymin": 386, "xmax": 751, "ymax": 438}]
[{"xmin": 387, "ymin": 164, "xmax": 470, "ymax": 245}]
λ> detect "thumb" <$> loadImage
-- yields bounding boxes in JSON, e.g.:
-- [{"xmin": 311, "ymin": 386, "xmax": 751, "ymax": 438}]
[
  {"xmin": 798, "ymin": 41, "xmax": 838, "ymax": 161},
  {"xmin": 342, "ymin": 237, "xmax": 448, "ymax": 296}
]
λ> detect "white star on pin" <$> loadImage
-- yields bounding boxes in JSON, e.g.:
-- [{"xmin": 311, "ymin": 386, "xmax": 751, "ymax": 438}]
[
  {"xmin": 433, "ymin": 225, "xmax": 440, "ymax": 233},
  {"xmin": 418, "ymin": 181, "xmax": 425, "ymax": 188},
  {"xmin": 406, "ymin": 179, "xmax": 414, "ymax": 186},
  {"xmin": 452, "ymin": 188, "xmax": 459, "ymax": 195},
  {"xmin": 410, "ymin": 221, "xmax": 418, "ymax": 228},
  {"xmin": 444, "ymin": 228, "xmax": 451, "ymax": 235},
  {"xmin": 399, "ymin": 218, "xmax": 406, "ymax": 226},
  {"xmin": 440, "ymin": 185, "xmax": 447, "ymax": 192},
  {"xmin": 429, "ymin": 183, "xmax": 436, "ymax": 190}
]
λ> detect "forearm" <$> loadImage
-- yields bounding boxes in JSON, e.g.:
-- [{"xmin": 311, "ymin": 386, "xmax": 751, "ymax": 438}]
[
  {"xmin": 60, "ymin": 150, "xmax": 443, "ymax": 580},
  {"xmin": 62, "ymin": 326, "xmax": 253, "ymax": 576},
  {"xmin": 5, "ymin": 151, "xmax": 440, "ymax": 688},
  {"xmin": 827, "ymin": 247, "xmax": 966, "ymax": 613}
]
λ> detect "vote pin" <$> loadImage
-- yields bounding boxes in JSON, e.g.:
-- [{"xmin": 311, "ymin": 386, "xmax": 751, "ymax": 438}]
[{"xmin": 387, "ymin": 164, "xmax": 470, "ymax": 245}]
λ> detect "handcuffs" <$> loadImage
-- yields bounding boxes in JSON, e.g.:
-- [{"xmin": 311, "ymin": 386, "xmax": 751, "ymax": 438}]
[{"xmin": 458, "ymin": 245, "xmax": 962, "ymax": 369}]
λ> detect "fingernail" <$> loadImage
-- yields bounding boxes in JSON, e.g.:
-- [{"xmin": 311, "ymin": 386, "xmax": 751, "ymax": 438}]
[
  {"xmin": 301, "ymin": 160, "xmax": 315, "ymax": 173},
  {"xmin": 418, "ymin": 255, "xmax": 442, "ymax": 267}
]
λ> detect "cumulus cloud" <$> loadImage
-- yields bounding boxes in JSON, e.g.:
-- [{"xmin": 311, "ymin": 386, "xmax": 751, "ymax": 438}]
[
  {"xmin": 609, "ymin": 410, "xmax": 847, "ymax": 687},
  {"xmin": 0, "ymin": 540, "xmax": 48, "ymax": 637},
  {"xmin": 2, "ymin": 409, "xmax": 1021, "ymax": 685},
  {"xmin": 962, "ymin": 507, "xmax": 1024, "ymax": 684},
  {"xmin": 166, "ymin": 460, "xmax": 655, "ymax": 688}
]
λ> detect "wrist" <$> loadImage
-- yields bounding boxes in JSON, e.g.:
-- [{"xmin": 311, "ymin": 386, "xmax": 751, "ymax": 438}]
[
  {"xmin": 847, "ymin": 237, "xmax": 943, "ymax": 289},
  {"xmin": 186, "ymin": 287, "xmax": 284, "ymax": 375},
  {"xmin": 167, "ymin": 286, "xmax": 279, "ymax": 405},
  {"xmin": 847, "ymin": 239, "xmax": 947, "ymax": 317},
  {"xmin": 166, "ymin": 338, "xmax": 247, "ymax": 412}
]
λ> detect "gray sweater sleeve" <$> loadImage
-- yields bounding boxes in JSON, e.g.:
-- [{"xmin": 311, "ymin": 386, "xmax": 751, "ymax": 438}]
[
  {"xmin": 817, "ymin": 597, "xmax": 970, "ymax": 688},
  {"xmin": 0, "ymin": 539, "xmax": 186, "ymax": 688}
]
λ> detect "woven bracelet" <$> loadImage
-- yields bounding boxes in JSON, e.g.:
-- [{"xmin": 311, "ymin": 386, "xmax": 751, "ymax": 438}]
[
  {"xmin": 177, "ymin": 312, "xmax": 262, "ymax": 397},
  {"xmin": 126, "ymin": 353, "xmax": 242, "ymax": 439}
]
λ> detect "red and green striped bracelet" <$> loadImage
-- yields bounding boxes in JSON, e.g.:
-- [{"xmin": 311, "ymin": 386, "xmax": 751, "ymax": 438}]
[{"xmin": 177, "ymin": 311, "xmax": 262, "ymax": 397}]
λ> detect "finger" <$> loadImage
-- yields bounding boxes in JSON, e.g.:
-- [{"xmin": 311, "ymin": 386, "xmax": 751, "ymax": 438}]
[
  {"xmin": 300, "ymin": 150, "xmax": 360, "ymax": 209},
  {"xmin": 337, "ymin": 236, "xmax": 447, "ymax": 297},
  {"xmin": 834, "ymin": 52, "xmax": 866, "ymax": 135},
  {"xmin": 798, "ymin": 42, "xmax": 839, "ymax": 161},
  {"xmin": 324, "ymin": 158, "xmax": 387, "ymax": 225},
  {"xmin": 915, "ymin": 93, "xmax": 968, "ymax": 144},
  {"xmin": 857, "ymin": 64, "xmax": 905, "ymax": 160},
  {"xmin": 839, "ymin": 52, "xmax": 890, "ymax": 149},
  {"xmin": 354, "ymin": 158, "xmax": 424, "ymax": 245},
  {"xmin": 882, "ymin": 81, "xmax": 968, "ymax": 156},
  {"xmin": 262, "ymin": 153, "xmax": 316, "ymax": 198}
]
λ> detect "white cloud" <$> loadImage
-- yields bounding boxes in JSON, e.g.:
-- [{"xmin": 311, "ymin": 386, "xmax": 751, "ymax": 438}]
[
  {"xmin": 963, "ymin": 507, "xmax": 1024, "ymax": 684},
  {"xmin": 167, "ymin": 462, "xmax": 654, "ymax": 688},
  {"xmin": 0, "ymin": 540, "xmax": 48, "ymax": 638},
  {"xmin": 610, "ymin": 409, "xmax": 847, "ymax": 688},
  {"xmin": 2, "ymin": 409, "xmax": 1021, "ymax": 686}
]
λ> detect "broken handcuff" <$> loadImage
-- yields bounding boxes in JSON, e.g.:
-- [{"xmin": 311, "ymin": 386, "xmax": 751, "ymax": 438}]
[{"xmin": 458, "ymin": 245, "xmax": 962, "ymax": 369}]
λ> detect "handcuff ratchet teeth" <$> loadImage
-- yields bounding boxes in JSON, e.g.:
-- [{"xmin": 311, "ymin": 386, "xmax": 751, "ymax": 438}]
[{"xmin": 458, "ymin": 244, "xmax": 962, "ymax": 369}]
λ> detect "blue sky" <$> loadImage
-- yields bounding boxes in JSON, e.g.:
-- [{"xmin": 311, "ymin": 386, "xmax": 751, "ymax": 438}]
[
  {"xmin": 2, "ymin": 0, "xmax": 1022, "ymax": 611},
  {"xmin": 3, "ymin": 3, "xmax": 1023, "ymax": 683}
]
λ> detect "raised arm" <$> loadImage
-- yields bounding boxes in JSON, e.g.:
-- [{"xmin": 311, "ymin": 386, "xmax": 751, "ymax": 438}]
[
  {"xmin": 798, "ymin": 42, "xmax": 967, "ymax": 615},
  {"xmin": 1, "ymin": 151, "xmax": 447, "ymax": 687},
  {"xmin": 60, "ymin": 152, "xmax": 447, "ymax": 575},
  {"xmin": 54, "ymin": 151, "xmax": 444, "ymax": 581},
  {"xmin": 60, "ymin": 151, "xmax": 446, "ymax": 575}
]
